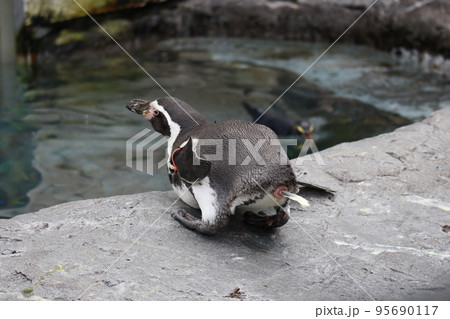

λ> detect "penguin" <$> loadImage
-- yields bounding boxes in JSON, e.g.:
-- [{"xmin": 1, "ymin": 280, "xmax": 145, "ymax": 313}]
[
  {"xmin": 126, "ymin": 97, "xmax": 309, "ymax": 235},
  {"xmin": 242, "ymin": 101, "xmax": 313, "ymax": 139}
]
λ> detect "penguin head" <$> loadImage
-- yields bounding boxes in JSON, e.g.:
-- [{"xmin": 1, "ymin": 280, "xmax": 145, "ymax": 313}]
[
  {"xmin": 126, "ymin": 97, "xmax": 207, "ymax": 137},
  {"xmin": 126, "ymin": 99, "xmax": 151, "ymax": 115},
  {"xmin": 296, "ymin": 120, "xmax": 314, "ymax": 139}
]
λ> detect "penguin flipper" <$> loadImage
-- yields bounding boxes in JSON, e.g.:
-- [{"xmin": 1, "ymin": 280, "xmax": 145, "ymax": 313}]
[{"xmin": 173, "ymin": 137, "xmax": 211, "ymax": 183}]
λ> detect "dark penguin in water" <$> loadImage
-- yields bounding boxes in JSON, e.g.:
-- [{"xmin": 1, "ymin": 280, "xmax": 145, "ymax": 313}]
[
  {"xmin": 126, "ymin": 97, "xmax": 309, "ymax": 235},
  {"xmin": 243, "ymin": 101, "xmax": 313, "ymax": 138}
]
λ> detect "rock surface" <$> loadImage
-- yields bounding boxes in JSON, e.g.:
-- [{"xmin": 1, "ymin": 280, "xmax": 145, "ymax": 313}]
[
  {"xmin": 170, "ymin": 0, "xmax": 450, "ymax": 58},
  {"xmin": 23, "ymin": 0, "xmax": 169, "ymax": 23},
  {"xmin": 28, "ymin": 0, "xmax": 450, "ymax": 62},
  {"xmin": 1, "ymin": 108, "xmax": 450, "ymax": 301}
]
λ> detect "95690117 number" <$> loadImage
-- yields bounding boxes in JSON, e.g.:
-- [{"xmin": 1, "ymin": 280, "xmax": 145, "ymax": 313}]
[{"xmin": 375, "ymin": 305, "xmax": 438, "ymax": 316}]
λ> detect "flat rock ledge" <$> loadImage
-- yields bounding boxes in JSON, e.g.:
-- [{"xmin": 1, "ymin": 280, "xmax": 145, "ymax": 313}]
[{"xmin": 1, "ymin": 108, "xmax": 450, "ymax": 301}]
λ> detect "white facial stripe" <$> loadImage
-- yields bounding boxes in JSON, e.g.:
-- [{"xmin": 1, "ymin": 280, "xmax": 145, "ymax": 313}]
[{"xmin": 151, "ymin": 100, "xmax": 181, "ymax": 160}]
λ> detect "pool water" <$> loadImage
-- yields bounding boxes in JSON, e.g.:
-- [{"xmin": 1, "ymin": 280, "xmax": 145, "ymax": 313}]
[{"xmin": 0, "ymin": 37, "xmax": 448, "ymax": 218}]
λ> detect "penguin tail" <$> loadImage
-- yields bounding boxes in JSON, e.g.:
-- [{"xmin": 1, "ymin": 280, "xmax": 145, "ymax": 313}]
[
  {"xmin": 280, "ymin": 191, "xmax": 310, "ymax": 208},
  {"xmin": 242, "ymin": 101, "xmax": 255, "ymax": 113},
  {"xmin": 242, "ymin": 101, "xmax": 264, "ymax": 121}
]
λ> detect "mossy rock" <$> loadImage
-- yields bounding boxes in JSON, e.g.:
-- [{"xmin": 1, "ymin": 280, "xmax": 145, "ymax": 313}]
[
  {"xmin": 54, "ymin": 30, "xmax": 86, "ymax": 46},
  {"xmin": 96, "ymin": 19, "xmax": 132, "ymax": 39},
  {"xmin": 25, "ymin": 0, "xmax": 170, "ymax": 24}
]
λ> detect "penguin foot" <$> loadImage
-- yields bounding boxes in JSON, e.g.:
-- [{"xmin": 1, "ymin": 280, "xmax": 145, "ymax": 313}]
[
  {"xmin": 244, "ymin": 207, "xmax": 290, "ymax": 228},
  {"xmin": 244, "ymin": 211, "xmax": 272, "ymax": 227},
  {"xmin": 171, "ymin": 210, "xmax": 219, "ymax": 235}
]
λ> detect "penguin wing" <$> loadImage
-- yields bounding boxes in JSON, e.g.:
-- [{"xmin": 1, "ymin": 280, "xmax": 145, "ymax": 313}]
[{"xmin": 172, "ymin": 137, "xmax": 211, "ymax": 184}]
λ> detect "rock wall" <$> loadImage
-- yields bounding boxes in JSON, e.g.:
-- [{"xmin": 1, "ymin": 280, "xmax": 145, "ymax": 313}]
[
  {"xmin": 171, "ymin": 0, "xmax": 450, "ymax": 58},
  {"xmin": 1, "ymin": 107, "xmax": 449, "ymax": 300},
  {"xmin": 23, "ymin": 0, "xmax": 168, "ymax": 23},
  {"xmin": 171, "ymin": 0, "xmax": 450, "ymax": 56},
  {"xmin": 24, "ymin": 0, "xmax": 450, "ymax": 61}
]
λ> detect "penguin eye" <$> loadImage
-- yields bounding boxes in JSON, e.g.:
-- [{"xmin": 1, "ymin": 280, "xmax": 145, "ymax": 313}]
[{"xmin": 154, "ymin": 110, "xmax": 159, "ymax": 116}]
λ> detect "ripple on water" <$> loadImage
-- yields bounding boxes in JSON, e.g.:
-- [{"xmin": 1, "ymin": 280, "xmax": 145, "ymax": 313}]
[{"xmin": 1, "ymin": 37, "xmax": 448, "ymax": 217}]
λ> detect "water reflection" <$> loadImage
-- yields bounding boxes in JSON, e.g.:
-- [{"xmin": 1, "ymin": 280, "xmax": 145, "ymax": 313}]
[{"xmin": 0, "ymin": 62, "xmax": 41, "ymax": 217}]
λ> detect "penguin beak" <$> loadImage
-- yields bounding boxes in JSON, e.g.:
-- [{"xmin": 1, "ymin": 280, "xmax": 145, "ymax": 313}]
[
  {"xmin": 126, "ymin": 99, "xmax": 151, "ymax": 115},
  {"xmin": 297, "ymin": 125, "xmax": 313, "ymax": 139},
  {"xmin": 296, "ymin": 125, "xmax": 305, "ymax": 135},
  {"xmin": 306, "ymin": 125, "xmax": 314, "ymax": 139}
]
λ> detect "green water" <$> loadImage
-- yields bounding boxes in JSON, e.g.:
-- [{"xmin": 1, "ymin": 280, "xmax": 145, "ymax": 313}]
[{"xmin": 0, "ymin": 37, "xmax": 448, "ymax": 218}]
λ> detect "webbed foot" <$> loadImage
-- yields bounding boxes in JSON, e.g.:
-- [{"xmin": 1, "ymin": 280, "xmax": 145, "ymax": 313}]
[
  {"xmin": 171, "ymin": 210, "xmax": 219, "ymax": 235},
  {"xmin": 244, "ymin": 206, "xmax": 290, "ymax": 228}
]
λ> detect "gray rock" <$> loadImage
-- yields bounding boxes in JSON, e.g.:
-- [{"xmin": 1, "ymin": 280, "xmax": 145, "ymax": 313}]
[
  {"xmin": 32, "ymin": 0, "xmax": 450, "ymax": 62},
  {"xmin": 1, "ymin": 108, "xmax": 449, "ymax": 300},
  {"xmin": 147, "ymin": 0, "xmax": 450, "ymax": 58}
]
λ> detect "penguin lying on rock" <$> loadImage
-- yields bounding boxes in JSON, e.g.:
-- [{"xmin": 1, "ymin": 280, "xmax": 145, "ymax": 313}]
[
  {"xmin": 126, "ymin": 97, "xmax": 309, "ymax": 235},
  {"xmin": 243, "ymin": 101, "xmax": 313, "ymax": 138}
]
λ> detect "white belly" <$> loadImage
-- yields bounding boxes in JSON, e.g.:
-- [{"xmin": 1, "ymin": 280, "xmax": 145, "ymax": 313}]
[
  {"xmin": 172, "ymin": 178, "xmax": 219, "ymax": 224},
  {"xmin": 234, "ymin": 193, "xmax": 287, "ymax": 214},
  {"xmin": 172, "ymin": 183, "xmax": 199, "ymax": 209}
]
